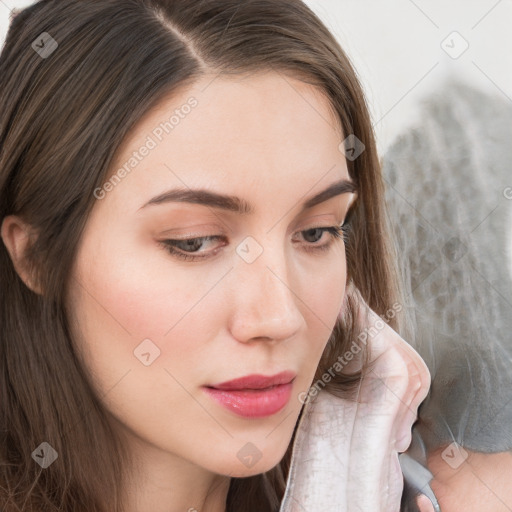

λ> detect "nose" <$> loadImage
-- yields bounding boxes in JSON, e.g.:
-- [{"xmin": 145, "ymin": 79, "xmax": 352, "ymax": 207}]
[{"xmin": 228, "ymin": 240, "xmax": 305, "ymax": 344}]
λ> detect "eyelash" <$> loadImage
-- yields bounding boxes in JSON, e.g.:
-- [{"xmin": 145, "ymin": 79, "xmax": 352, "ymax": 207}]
[{"xmin": 158, "ymin": 224, "xmax": 349, "ymax": 262}]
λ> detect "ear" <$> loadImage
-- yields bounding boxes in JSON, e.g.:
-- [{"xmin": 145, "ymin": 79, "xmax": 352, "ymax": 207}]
[{"xmin": 1, "ymin": 214, "xmax": 43, "ymax": 294}]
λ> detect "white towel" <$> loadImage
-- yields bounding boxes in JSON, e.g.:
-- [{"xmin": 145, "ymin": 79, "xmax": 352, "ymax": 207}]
[{"xmin": 280, "ymin": 304, "xmax": 430, "ymax": 512}]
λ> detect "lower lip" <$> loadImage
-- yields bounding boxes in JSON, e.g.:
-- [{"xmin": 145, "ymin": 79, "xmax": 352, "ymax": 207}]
[{"xmin": 202, "ymin": 381, "xmax": 294, "ymax": 418}]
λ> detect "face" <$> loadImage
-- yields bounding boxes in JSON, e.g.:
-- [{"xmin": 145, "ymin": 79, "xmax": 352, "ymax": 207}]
[{"xmin": 67, "ymin": 70, "xmax": 355, "ymax": 479}]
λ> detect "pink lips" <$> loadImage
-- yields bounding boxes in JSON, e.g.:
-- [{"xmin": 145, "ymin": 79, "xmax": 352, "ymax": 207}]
[{"xmin": 203, "ymin": 371, "xmax": 296, "ymax": 418}]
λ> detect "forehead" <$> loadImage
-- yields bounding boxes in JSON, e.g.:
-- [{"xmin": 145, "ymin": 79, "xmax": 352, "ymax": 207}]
[{"xmin": 103, "ymin": 71, "xmax": 348, "ymax": 209}]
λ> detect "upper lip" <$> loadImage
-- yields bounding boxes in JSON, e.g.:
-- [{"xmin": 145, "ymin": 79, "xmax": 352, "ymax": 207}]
[{"xmin": 207, "ymin": 370, "xmax": 296, "ymax": 390}]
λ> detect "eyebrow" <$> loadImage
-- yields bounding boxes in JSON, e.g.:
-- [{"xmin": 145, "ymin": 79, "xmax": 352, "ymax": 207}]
[{"xmin": 138, "ymin": 178, "xmax": 357, "ymax": 214}]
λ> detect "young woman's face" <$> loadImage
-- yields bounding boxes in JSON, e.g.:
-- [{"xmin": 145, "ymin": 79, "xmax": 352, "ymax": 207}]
[{"xmin": 67, "ymin": 71, "xmax": 355, "ymax": 478}]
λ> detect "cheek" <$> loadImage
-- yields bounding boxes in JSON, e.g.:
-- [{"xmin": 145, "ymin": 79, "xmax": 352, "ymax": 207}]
[
  {"xmin": 68, "ymin": 236, "xmax": 228, "ymax": 393},
  {"xmin": 292, "ymin": 247, "xmax": 348, "ymax": 376},
  {"xmin": 297, "ymin": 246, "xmax": 347, "ymax": 330},
  {"xmin": 67, "ymin": 243, "xmax": 231, "ymax": 450}
]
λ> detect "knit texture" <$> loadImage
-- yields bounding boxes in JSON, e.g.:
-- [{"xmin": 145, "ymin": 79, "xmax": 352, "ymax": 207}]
[{"xmin": 382, "ymin": 79, "xmax": 512, "ymax": 453}]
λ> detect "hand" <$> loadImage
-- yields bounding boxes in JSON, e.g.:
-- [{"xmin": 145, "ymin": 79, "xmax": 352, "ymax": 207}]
[{"xmin": 418, "ymin": 447, "xmax": 512, "ymax": 512}]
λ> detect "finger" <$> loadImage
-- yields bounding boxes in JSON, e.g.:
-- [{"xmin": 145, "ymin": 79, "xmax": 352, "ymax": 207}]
[{"xmin": 416, "ymin": 494, "xmax": 436, "ymax": 512}]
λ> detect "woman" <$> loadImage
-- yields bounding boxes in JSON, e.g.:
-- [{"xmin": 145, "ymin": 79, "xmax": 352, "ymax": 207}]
[{"xmin": 0, "ymin": 0, "xmax": 429, "ymax": 510}]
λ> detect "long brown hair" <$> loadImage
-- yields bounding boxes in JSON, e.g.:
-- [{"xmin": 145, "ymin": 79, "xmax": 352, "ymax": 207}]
[{"xmin": 0, "ymin": 0, "xmax": 400, "ymax": 510}]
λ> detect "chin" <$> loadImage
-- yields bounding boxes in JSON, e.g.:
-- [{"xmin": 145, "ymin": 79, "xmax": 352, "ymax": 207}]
[
  {"xmin": 228, "ymin": 457, "xmax": 285, "ymax": 478},
  {"xmin": 208, "ymin": 443, "xmax": 290, "ymax": 478}
]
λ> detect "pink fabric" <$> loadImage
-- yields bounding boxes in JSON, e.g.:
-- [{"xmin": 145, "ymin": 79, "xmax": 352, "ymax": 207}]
[{"xmin": 280, "ymin": 302, "xmax": 431, "ymax": 512}]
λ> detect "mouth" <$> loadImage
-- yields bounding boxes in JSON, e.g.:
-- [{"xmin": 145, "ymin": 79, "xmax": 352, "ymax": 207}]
[{"xmin": 203, "ymin": 371, "xmax": 296, "ymax": 418}]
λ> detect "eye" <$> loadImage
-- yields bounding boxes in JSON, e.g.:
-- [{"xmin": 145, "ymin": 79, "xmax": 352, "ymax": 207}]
[
  {"xmin": 159, "ymin": 235, "xmax": 226, "ymax": 261},
  {"xmin": 158, "ymin": 224, "xmax": 348, "ymax": 262},
  {"xmin": 301, "ymin": 227, "xmax": 337, "ymax": 243},
  {"xmin": 294, "ymin": 225, "xmax": 346, "ymax": 253}
]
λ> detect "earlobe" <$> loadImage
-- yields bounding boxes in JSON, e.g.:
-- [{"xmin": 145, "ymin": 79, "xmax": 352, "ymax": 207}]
[{"xmin": 1, "ymin": 215, "xmax": 42, "ymax": 294}]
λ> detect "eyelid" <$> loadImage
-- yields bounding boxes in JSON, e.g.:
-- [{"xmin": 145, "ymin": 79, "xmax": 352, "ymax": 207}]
[
  {"xmin": 159, "ymin": 222, "xmax": 346, "ymax": 263},
  {"xmin": 161, "ymin": 221, "xmax": 342, "ymax": 242},
  {"xmin": 158, "ymin": 209, "xmax": 350, "ymax": 249},
  {"xmin": 159, "ymin": 223, "xmax": 227, "ymax": 237}
]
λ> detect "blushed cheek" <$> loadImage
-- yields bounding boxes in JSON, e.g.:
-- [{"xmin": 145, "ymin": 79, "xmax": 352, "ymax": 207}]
[
  {"xmin": 73, "ymin": 242, "xmax": 183, "ymax": 335},
  {"xmin": 67, "ymin": 249, "xmax": 225, "ymax": 387}
]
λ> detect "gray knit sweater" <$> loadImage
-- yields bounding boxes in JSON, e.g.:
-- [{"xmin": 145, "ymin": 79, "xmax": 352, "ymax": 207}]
[{"xmin": 382, "ymin": 79, "xmax": 512, "ymax": 457}]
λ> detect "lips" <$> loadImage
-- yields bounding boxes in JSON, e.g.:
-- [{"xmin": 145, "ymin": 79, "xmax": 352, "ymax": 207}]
[
  {"xmin": 207, "ymin": 370, "xmax": 297, "ymax": 391},
  {"xmin": 203, "ymin": 371, "xmax": 296, "ymax": 418}
]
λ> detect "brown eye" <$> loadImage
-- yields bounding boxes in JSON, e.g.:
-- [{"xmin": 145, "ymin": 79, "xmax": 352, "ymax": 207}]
[
  {"xmin": 159, "ymin": 235, "xmax": 226, "ymax": 261},
  {"xmin": 302, "ymin": 228, "xmax": 325, "ymax": 243}
]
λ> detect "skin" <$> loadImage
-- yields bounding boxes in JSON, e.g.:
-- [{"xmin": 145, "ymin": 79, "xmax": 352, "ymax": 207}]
[
  {"xmin": 415, "ymin": 447, "xmax": 512, "ymax": 512},
  {"xmin": 2, "ymin": 71, "xmax": 355, "ymax": 511}
]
